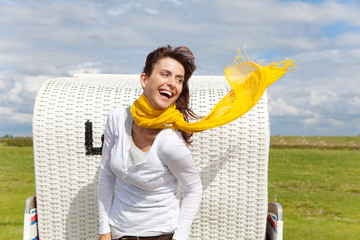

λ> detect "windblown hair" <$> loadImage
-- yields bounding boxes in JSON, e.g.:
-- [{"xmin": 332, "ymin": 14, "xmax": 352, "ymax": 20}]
[{"xmin": 142, "ymin": 45, "xmax": 197, "ymax": 144}]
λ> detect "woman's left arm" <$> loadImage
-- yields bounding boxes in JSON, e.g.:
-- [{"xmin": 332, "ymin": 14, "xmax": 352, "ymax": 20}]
[{"xmin": 165, "ymin": 154, "xmax": 203, "ymax": 240}]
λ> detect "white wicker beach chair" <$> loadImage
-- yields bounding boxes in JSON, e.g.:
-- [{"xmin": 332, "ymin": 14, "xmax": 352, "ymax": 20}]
[{"xmin": 24, "ymin": 74, "xmax": 282, "ymax": 240}]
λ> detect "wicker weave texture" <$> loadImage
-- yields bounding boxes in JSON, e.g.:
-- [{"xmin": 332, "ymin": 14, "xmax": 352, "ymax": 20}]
[{"xmin": 32, "ymin": 74, "xmax": 269, "ymax": 240}]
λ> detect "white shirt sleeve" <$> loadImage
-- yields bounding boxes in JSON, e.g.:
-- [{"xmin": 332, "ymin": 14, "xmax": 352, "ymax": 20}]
[
  {"xmin": 98, "ymin": 111, "xmax": 117, "ymax": 234},
  {"xmin": 161, "ymin": 134, "xmax": 203, "ymax": 240}
]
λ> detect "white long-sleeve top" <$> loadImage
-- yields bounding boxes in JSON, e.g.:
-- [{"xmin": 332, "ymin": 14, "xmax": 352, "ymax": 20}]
[{"xmin": 98, "ymin": 107, "xmax": 203, "ymax": 240}]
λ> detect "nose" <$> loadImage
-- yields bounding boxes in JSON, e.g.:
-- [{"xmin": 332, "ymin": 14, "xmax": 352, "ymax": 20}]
[{"xmin": 166, "ymin": 77, "xmax": 176, "ymax": 88}]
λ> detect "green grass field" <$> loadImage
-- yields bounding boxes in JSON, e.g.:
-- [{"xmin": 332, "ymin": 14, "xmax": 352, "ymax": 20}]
[
  {"xmin": 268, "ymin": 148, "xmax": 360, "ymax": 239},
  {"xmin": 0, "ymin": 145, "xmax": 35, "ymax": 239},
  {"xmin": 1, "ymin": 138, "xmax": 360, "ymax": 239}
]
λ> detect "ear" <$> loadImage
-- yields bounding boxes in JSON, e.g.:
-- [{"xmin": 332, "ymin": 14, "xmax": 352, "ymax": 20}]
[{"xmin": 140, "ymin": 73, "xmax": 148, "ymax": 89}]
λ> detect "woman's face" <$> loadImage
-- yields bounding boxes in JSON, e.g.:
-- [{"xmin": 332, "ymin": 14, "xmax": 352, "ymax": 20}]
[{"xmin": 141, "ymin": 57, "xmax": 185, "ymax": 110}]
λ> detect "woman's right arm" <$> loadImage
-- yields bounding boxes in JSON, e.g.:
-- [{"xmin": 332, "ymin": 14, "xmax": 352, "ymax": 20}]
[{"xmin": 98, "ymin": 112, "xmax": 117, "ymax": 238}]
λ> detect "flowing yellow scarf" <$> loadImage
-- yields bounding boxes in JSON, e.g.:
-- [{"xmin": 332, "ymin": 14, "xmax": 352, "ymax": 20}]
[{"xmin": 131, "ymin": 49, "xmax": 296, "ymax": 133}]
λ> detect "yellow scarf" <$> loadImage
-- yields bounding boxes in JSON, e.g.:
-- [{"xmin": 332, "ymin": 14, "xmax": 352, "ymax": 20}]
[{"xmin": 131, "ymin": 49, "xmax": 296, "ymax": 133}]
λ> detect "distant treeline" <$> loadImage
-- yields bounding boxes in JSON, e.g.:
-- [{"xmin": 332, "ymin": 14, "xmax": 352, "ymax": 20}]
[
  {"xmin": 1, "ymin": 135, "xmax": 360, "ymax": 149},
  {"xmin": 0, "ymin": 135, "xmax": 33, "ymax": 147},
  {"xmin": 270, "ymin": 135, "xmax": 360, "ymax": 151}
]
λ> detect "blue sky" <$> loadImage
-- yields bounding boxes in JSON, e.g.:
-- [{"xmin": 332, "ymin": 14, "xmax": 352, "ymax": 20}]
[{"xmin": 0, "ymin": 0, "xmax": 360, "ymax": 136}]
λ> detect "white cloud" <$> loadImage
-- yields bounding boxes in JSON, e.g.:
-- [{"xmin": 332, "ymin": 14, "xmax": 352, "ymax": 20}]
[
  {"xmin": 328, "ymin": 118, "xmax": 345, "ymax": 126},
  {"xmin": 0, "ymin": 104, "xmax": 30, "ymax": 123},
  {"xmin": 0, "ymin": 80, "xmax": 5, "ymax": 92},
  {"xmin": 348, "ymin": 96, "xmax": 360, "ymax": 106},
  {"xmin": 8, "ymin": 81, "xmax": 22, "ymax": 95},
  {"xmin": 104, "ymin": 0, "xmax": 183, "ymax": 16},
  {"xmin": 68, "ymin": 62, "xmax": 102, "ymax": 75},
  {"xmin": 308, "ymin": 90, "xmax": 338, "ymax": 106},
  {"xmin": 269, "ymin": 98, "xmax": 299, "ymax": 116},
  {"xmin": 209, "ymin": 0, "xmax": 360, "ymax": 49},
  {"xmin": 0, "ymin": 74, "xmax": 13, "ymax": 92},
  {"xmin": 0, "ymin": 106, "xmax": 13, "ymax": 115},
  {"xmin": 22, "ymin": 75, "xmax": 55, "ymax": 93},
  {"xmin": 10, "ymin": 113, "xmax": 33, "ymax": 124},
  {"xmin": 106, "ymin": 4, "xmax": 132, "ymax": 16},
  {"xmin": 296, "ymin": 49, "xmax": 342, "ymax": 63},
  {"xmin": 334, "ymin": 31, "xmax": 360, "ymax": 47},
  {"xmin": 302, "ymin": 113, "xmax": 321, "ymax": 125}
]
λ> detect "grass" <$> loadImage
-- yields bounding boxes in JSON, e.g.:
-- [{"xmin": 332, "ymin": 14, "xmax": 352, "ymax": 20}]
[
  {"xmin": 1, "ymin": 139, "xmax": 360, "ymax": 239},
  {"xmin": 268, "ymin": 148, "xmax": 360, "ymax": 239},
  {"xmin": 0, "ymin": 145, "xmax": 35, "ymax": 239}
]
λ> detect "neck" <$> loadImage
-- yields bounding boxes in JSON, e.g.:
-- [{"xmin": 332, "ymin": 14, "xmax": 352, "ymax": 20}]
[{"xmin": 131, "ymin": 121, "xmax": 161, "ymax": 152}]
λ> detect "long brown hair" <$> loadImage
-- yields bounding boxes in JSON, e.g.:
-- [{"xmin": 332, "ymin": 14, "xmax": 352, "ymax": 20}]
[{"xmin": 142, "ymin": 45, "xmax": 197, "ymax": 144}]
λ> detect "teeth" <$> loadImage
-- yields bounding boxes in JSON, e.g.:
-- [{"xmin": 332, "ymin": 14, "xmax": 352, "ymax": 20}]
[{"xmin": 159, "ymin": 90, "xmax": 173, "ymax": 98}]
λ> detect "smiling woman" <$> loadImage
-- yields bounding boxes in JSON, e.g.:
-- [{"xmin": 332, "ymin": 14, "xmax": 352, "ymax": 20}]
[
  {"xmin": 98, "ymin": 44, "xmax": 295, "ymax": 240},
  {"xmin": 98, "ymin": 45, "xmax": 201, "ymax": 240}
]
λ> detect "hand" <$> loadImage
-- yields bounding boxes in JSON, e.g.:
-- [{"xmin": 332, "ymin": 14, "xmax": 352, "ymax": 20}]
[{"xmin": 99, "ymin": 233, "xmax": 111, "ymax": 240}]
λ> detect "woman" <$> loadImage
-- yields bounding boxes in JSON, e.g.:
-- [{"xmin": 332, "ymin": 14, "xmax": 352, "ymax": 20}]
[
  {"xmin": 98, "ymin": 45, "xmax": 203, "ymax": 240},
  {"xmin": 98, "ymin": 44, "xmax": 296, "ymax": 240}
]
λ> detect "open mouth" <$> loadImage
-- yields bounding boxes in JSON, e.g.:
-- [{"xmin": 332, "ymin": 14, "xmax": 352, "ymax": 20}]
[{"xmin": 159, "ymin": 89, "xmax": 173, "ymax": 99}]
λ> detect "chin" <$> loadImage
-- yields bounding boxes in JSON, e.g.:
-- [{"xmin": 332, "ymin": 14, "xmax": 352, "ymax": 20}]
[
  {"xmin": 154, "ymin": 98, "xmax": 177, "ymax": 110},
  {"xmin": 156, "ymin": 103, "xmax": 172, "ymax": 110}
]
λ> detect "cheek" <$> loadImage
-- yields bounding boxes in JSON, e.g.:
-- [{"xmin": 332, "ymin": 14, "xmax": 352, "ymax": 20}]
[
  {"xmin": 177, "ymin": 85, "xmax": 183, "ymax": 95},
  {"xmin": 174, "ymin": 87, "xmax": 184, "ymax": 103}
]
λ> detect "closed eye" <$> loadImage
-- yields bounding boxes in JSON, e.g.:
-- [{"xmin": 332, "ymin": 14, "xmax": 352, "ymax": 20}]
[{"xmin": 176, "ymin": 78, "xmax": 184, "ymax": 84}]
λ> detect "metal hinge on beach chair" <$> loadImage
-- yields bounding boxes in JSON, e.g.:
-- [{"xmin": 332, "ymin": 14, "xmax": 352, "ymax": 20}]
[
  {"xmin": 23, "ymin": 196, "xmax": 38, "ymax": 240},
  {"xmin": 266, "ymin": 195, "xmax": 284, "ymax": 240}
]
